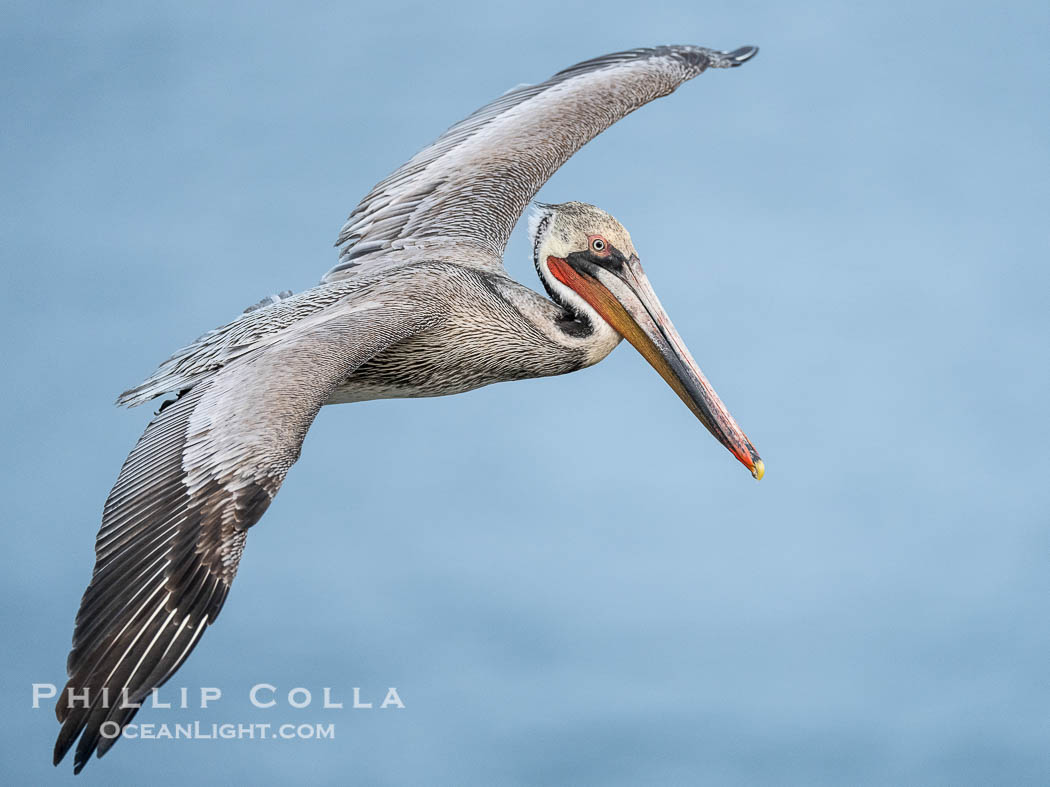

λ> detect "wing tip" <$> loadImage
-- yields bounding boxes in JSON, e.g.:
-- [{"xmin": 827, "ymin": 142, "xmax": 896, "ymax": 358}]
[
  {"xmin": 726, "ymin": 45, "xmax": 759, "ymax": 65},
  {"xmin": 53, "ymin": 737, "xmax": 71, "ymax": 769},
  {"xmin": 53, "ymin": 715, "xmax": 93, "ymax": 774}
]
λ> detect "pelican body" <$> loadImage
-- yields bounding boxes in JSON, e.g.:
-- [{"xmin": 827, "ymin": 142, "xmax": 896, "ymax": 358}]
[{"xmin": 55, "ymin": 44, "xmax": 763, "ymax": 772}]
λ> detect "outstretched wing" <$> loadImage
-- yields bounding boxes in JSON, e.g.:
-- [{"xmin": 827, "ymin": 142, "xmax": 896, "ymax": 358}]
[
  {"xmin": 326, "ymin": 44, "xmax": 757, "ymax": 282},
  {"xmin": 54, "ymin": 299, "xmax": 437, "ymax": 773}
]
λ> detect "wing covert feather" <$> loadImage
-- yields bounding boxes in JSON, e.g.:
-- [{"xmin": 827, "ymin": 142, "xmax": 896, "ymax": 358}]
[
  {"xmin": 326, "ymin": 44, "xmax": 757, "ymax": 282},
  {"xmin": 55, "ymin": 302, "xmax": 437, "ymax": 772}
]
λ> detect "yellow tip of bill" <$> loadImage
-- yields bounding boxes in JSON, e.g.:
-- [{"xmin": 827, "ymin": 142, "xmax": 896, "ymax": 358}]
[{"xmin": 752, "ymin": 459, "xmax": 765, "ymax": 481}]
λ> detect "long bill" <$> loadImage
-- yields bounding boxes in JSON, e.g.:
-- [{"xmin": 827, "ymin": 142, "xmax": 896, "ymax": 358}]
[{"xmin": 547, "ymin": 255, "xmax": 764, "ymax": 480}]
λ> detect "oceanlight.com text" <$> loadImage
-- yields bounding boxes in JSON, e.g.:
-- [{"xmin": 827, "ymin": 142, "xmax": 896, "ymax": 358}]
[{"xmin": 99, "ymin": 721, "xmax": 336, "ymax": 741}]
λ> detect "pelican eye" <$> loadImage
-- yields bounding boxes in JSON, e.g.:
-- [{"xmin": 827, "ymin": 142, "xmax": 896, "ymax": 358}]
[{"xmin": 590, "ymin": 237, "xmax": 606, "ymax": 253}]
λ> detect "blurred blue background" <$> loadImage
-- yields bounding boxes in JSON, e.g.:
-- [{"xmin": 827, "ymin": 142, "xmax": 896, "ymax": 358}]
[{"xmin": 3, "ymin": 1, "xmax": 1047, "ymax": 783}]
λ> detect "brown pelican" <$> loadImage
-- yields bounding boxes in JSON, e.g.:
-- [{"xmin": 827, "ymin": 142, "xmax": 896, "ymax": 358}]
[{"xmin": 54, "ymin": 44, "xmax": 763, "ymax": 772}]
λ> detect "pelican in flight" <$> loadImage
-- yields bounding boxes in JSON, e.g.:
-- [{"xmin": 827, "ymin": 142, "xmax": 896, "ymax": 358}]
[{"xmin": 55, "ymin": 43, "xmax": 763, "ymax": 771}]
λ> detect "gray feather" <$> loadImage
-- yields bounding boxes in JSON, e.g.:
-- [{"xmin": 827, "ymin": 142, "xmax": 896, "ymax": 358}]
[
  {"xmin": 325, "ymin": 44, "xmax": 757, "ymax": 283},
  {"xmin": 56, "ymin": 295, "xmax": 439, "ymax": 771}
]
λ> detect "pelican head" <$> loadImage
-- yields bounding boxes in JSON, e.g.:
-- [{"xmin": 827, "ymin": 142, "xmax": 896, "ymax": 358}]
[{"xmin": 530, "ymin": 201, "xmax": 764, "ymax": 480}]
